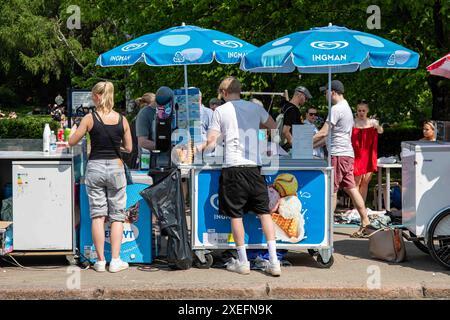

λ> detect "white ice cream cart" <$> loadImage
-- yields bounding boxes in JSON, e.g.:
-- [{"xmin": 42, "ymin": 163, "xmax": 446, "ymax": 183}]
[
  {"xmin": 401, "ymin": 141, "xmax": 450, "ymax": 269},
  {"xmin": 182, "ymin": 158, "xmax": 334, "ymax": 269}
]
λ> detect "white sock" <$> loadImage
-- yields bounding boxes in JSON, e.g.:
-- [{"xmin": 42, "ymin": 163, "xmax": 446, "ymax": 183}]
[
  {"xmin": 267, "ymin": 240, "xmax": 278, "ymax": 264},
  {"xmin": 236, "ymin": 246, "xmax": 248, "ymax": 264},
  {"xmin": 111, "ymin": 258, "xmax": 121, "ymax": 264}
]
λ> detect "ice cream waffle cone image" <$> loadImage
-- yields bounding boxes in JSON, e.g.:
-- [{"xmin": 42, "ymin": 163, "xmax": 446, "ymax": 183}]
[
  {"xmin": 270, "ymin": 173, "xmax": 306, "ymax": 242},
  {"xmin": 271, "ymin": 213, "xmax": 299, "ymax": 238},
  {"xmin": 273, "ymin": 173, "xmax": 298, "ymax": 197}
]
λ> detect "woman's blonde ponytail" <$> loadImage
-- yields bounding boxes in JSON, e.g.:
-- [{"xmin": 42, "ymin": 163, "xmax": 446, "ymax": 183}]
[{"xmin": 92, "ymin": 81, "xmax": 114, "ymax": 113}]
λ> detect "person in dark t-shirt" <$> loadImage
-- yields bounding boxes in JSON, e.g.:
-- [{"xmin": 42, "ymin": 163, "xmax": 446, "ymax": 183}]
[{"xmin": 281, "ymin": 86, "xmax": 312, "ymax": 150}]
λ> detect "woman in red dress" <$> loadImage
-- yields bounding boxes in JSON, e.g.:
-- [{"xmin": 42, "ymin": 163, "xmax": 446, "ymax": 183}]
[{"xmin": 352, "ymin": 100, "xmax": 384, "ymax": 203}]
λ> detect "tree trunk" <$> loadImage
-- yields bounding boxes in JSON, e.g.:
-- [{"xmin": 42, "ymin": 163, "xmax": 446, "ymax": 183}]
[
  {"xmin": 430, "ymin": 0, "xmax": 450, "ymax": 120},
  {"xmin": 430, "ymin": 77, "xmax": 450, "ymax": 120}
]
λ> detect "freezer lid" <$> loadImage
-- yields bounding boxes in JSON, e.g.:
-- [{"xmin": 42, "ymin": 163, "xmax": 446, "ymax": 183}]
[
  {"xmin": 401, "ymin": 141, "xmax": 450, "ymax": 152},
  {"xmin": 12, "ymin": 160, "xmax": 72, "ymax": 165}
]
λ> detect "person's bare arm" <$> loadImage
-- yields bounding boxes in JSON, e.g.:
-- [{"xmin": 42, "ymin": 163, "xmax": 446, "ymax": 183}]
[
  {"xmin": 283, "ymin": 125, "xmax": 293, "ymax": 145},
  {"xmin": 196, "ymin": 129, "xmax": 221, "ymax": 154},
  {"xmin": 137, "ymin": 136, "xmax": 156, "ymax": 152},
  {"xmin": 377, "ymin": 125, "xmax": 384, "ymax": 134},
  {"xmin": 121, "ymin": 117, "xmax": 133, "ymax": 153},
  {"xmin": 314, "ymin": 135, "xmax": 327, "ymax": 148},
  {"xmin": 68, "ymin": 115, "xmax": 91, "ymax": 146},
  {"xmin": 313, "ymin": 122, "xmax": 329, "ymax": 144},
  {"xmin": 371, "ymin": 119, "xmax": 384, "ymax": 134},
  {"xmin": 261, "ymin": 116, "xmax": 277, "ymax": 130}
]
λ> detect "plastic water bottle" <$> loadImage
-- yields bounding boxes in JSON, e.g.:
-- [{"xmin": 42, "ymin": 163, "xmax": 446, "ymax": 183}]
[
  {"xmin": 43, "ymin": 123, "xmax": 51, "ymax": 154},
  {"xmin": 50, "ymin": 130, "xmax": 57, "ymax": 154},
  {"xmin": 140, "ymin": 150, "xmax": 150, "ymax": 170}
]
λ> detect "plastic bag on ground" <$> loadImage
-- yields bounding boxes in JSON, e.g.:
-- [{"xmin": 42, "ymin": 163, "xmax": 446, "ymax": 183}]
[{"xmin": 140, "ymin": 169, "xmax": 192, "ymax": 270}]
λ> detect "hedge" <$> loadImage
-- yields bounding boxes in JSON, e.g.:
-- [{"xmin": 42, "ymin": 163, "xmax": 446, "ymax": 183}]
[
  {"xmin": 0, "ymin": 117, "xmax": 60, "ymax": 139},
  {"xmin": 0, "ymin": 117, "xmax": 423, "ymax": 155},
  {"xmin": 377, "ymin": 127, "xmax": 422, "ymax": 158}
]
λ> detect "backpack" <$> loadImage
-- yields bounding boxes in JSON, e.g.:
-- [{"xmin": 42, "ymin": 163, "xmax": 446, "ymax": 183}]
[{"xmin": 275, "ymin": 105, "xmax": 294, "ymax": 146}]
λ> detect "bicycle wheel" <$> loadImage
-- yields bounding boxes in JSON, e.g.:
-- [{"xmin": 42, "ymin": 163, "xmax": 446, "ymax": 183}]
[{"xmin": 427, "ymin": 210, "xmax": 450, "ymax": 269}]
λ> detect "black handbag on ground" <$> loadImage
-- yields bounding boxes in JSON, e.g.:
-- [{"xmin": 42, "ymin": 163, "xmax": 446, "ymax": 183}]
[{"xmin": 94, "ymin": 112, "xmax": 133, "ymax": 185}]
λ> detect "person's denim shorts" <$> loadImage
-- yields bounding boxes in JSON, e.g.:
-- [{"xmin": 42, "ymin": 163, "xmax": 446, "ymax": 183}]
[{"xmin": 85, "ymin": 159, "xmax": 127, "ymax": 222}]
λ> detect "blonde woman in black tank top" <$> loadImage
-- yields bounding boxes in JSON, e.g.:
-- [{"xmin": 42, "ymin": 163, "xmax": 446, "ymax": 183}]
[{"xmin": 69, "ymin": 81, "xmax": 132, "ymax": 273}]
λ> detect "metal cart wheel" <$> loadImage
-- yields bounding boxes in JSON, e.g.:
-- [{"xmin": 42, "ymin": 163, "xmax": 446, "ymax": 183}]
[
  {"xmin": 193, "ymin": 252, "xmax": 214, "ymax": 269},
  {"xmin": 409, "ymin": 231, "xmax": 429, "ymax": 254},
  {"xmin": 427, "ymin": 209, "xmax": 450, "ymax": 269},
  {"xmin": 316, "ymin": 254, "xmax": 334, "ymax": 268}
]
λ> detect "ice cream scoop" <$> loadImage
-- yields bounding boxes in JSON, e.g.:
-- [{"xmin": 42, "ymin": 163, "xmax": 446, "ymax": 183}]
[
  {"xmin": 267, "ymin": 186, "xmax": 281, "ymax": 213},
  {"xmin": 273, "ymin": 173, "xmax": 298, "ymax": 197},
  {"xmin": 278, "ymin": 196, "xmax": 302, "ymax": 219}
]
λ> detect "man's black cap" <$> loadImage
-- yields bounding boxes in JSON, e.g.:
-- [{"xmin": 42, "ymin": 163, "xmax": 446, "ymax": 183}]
[{"xmin": 320, "ymin": 80, "xmax": 345, "ymax": 94}]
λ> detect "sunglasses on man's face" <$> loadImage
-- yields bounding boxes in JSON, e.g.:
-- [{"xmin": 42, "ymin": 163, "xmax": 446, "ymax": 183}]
[{"xmin": 308, "ymin": 113, "xmax": 317, "ymax": 116}]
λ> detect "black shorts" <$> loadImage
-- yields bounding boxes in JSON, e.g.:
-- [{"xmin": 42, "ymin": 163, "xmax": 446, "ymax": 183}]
[{"xmin": 219, "ymin": 166, "xmax": 270, "ymax": 218}]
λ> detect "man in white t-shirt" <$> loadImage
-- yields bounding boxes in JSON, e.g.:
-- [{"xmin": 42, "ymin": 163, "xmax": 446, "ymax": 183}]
[
  {"xmin": 196, "ymin": 76, "xmax": 281, "ymax": 276},
  {"xmin": 313, "ymin": 80, "xmax": 371, "ymax": 238}
]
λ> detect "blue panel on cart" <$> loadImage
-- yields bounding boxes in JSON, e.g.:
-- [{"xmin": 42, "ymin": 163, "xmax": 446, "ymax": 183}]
[
  {"xmin": 79, "ymin": 183, "xmax": 152, "ymax": 263},
  {"xmin": 196, "ymin": 169, "xmax": 326, "ymax": 245}
]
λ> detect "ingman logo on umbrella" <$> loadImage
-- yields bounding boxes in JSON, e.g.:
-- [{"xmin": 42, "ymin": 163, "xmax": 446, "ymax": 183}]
[
  {"xmin": 312, "ymin": 54, "xmax": 347, "ymax": 62},
  {"xmin": 110, "ymin": 55, "xmax": 131, "ymax": 63},
  {"xmin": 121, "ymin": 42, "xmax": 148, "ymax": 52},
  {"xmin": 213, "ymin": 40, "xmax": 243, "ymax": 48},
  {"xmin": 310, "ymin": 41, "xmax": 349, "ymax": 50}
]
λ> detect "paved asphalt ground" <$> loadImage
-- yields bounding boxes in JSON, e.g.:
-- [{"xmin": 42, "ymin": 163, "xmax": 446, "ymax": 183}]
[{"xmin": 1, "ymin": 227, "xmax": 449, "ymax": 300}]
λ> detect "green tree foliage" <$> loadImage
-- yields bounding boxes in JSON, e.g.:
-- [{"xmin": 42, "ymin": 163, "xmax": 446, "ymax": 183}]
[{"xmin": 0, "ymin": 0, "xmax": 448, "ymax": 125}]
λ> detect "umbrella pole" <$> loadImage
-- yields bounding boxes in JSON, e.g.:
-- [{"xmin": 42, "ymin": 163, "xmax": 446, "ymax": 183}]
[
  {"xmin": 327, "ymin": 67, "xmax": 332, "ymax": 167},
  {"xmin": 184, "ymin": 64, "xmax": 188, "ymax": 129}
]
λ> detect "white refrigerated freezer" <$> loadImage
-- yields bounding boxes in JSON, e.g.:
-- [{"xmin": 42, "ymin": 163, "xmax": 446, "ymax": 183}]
[
  {"xmin": 401, "ymin": 141, "xmax": 450, "ymax": 269},
  {"xmin": 401, "ymin": 141, "xmax": 450, "ymax": 237},
  {"xmin": 12, "ymin": 161, "xmax": 73, "ymax": 250}
]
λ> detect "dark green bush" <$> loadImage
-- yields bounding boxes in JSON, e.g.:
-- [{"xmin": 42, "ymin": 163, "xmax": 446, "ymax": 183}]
[
  {"xmin": 0, "ymin": 117, "xmax": 60, "ymax": 139},
  {"xmin": 0, "ymin": 86, "xmax": 19, "ymax": 108},
  {"xmin": 378, "ymin": 127, "xmax": 422, "ymax": 157}
]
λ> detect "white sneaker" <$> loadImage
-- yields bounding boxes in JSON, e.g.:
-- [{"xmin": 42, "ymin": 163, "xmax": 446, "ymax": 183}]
[
  {"xmin": 93, "ymin": 260, "xmax": 106, "ymax": 272},
  {"xmin": 263, "ymin": 260, "xmax": 281, "ymax": 277},
  {"xmin": 226, "ymin": 258, "xmax": 250, "ymax": 275},
  {"xmin": 109, "ymin": 259, "xmax": 129, "ymax": 273}
]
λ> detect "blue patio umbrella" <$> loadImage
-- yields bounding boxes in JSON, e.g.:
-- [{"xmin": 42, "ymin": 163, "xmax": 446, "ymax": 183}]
[
  {"xmin": 96, "ymin": 23, "xmax": 257, "ymax": 103},
  {"xmin": 241, "ymin": 24, "xmax": 420, "ymax": 162},
  {"xmin": 241, "ymin": 24, "xmax": 419, "ymax": 73}
]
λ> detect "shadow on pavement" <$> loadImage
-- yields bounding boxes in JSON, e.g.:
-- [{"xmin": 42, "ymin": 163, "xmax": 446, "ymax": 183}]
[
  {"xmin": 0, "ymin": 255, "xmax": 70, "ymax": 269},
  {"xmin": 334, "ymin": 235, "xmax": 450, "ymax": 274}
]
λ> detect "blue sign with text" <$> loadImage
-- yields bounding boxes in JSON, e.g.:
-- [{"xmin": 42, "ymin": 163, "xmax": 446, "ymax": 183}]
[
  {"xmin": 80, "ymin": 183, "xmax": 152, "ymax": 263},
  {"xmin": 195, "ymin": 169, "xmax": 327, "ymax": 247}
]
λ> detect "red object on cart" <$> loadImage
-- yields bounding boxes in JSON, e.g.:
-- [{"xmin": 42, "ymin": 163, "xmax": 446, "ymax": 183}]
[
  {"xmin": 57, "ymin": 128, "xmax": 64, "ymax": 142},
  {"xmin": 427, "ymin": 53, "xmax": 450, "ymax": 79}
]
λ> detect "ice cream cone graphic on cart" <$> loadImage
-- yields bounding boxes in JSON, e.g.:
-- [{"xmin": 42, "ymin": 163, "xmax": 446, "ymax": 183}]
[{"xmin": 268, "ymin": 173, "xmax": 305, "ymax": 242}]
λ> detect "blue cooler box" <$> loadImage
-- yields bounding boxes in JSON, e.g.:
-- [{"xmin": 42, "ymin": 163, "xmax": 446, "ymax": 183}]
[{"xmin": 79, "ymin": 182, "xmax": 152, "ymax": 264}]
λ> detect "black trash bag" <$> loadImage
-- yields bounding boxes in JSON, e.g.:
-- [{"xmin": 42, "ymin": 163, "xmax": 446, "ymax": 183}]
[{"xmin": 140, "ymin": 169, "xmax": 192, "ymax": 270}]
